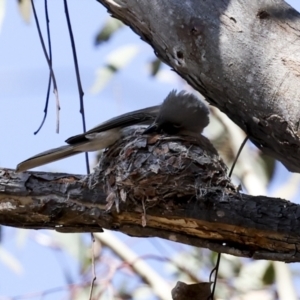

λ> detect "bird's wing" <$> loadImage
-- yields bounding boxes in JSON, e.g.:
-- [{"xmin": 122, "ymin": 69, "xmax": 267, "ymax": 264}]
[
  {"xmin": 65, "ymin": 105, "xmax": 160, "ymax": 144},
  {"xmin": 16, "ymin": 105, "xmax": 160, "ymax": 172}
]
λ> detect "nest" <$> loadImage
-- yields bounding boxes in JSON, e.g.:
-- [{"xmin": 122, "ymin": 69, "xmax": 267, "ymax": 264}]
[{"xmin": 93, "ymin": 128, "xmax": 236, "ymax": 215}]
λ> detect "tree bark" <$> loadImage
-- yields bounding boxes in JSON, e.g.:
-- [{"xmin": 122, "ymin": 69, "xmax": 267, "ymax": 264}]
[
  {"xmin": 96, "ymin": 0, "xmax": 300, "ymax": 172},
  {"xmin": 1, "ymin": 131, "xmax": 300, "ymax": 262}
]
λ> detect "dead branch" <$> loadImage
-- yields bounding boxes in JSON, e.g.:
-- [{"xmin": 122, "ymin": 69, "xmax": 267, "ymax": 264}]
[{"xmin": 1, "ymin": 130, "xmax": 300, "ymax": 262}]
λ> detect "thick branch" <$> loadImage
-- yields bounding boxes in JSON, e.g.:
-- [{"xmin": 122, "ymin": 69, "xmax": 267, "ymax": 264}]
[
  {"xmin": 1, "ymin": 131, "xmax": 300, "ymax": 262},
  {"xmin": 96, "ymin": 0, "xmax": 300, "ymax": 172}
]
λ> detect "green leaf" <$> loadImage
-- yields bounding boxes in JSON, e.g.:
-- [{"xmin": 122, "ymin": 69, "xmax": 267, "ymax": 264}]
[
  {"xmin": 90, "ymin": 44, "xmax": 139, "ymax": 94},
  {"xmin": 149, "ymin": 58, "xmax": 162, "ymax": 77},
  {"xmin": 262, "ymin": 262, "xmax": 275, "ymax": 285},
  {"xmin": 90, "ymin": 65, "xmax": 116, "ymax": 94},
  {"xmin": 95, "ymin": 17, "xmax": 124, "ymax": 45}
]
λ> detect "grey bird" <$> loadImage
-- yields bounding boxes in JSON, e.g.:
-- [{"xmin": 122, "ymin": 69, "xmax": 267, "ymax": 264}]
[{"xmin": 16, "ymin": 90, "xmax": 209, "ymax": 172}]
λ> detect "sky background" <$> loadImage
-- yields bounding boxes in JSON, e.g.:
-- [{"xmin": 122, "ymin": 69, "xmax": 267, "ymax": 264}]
[{"xmin": 0, "ymin": 0, "xmax": 299, "ymax": 299}]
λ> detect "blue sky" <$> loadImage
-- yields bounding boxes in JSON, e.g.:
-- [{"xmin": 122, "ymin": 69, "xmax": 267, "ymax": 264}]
[{"xmin": 0, "ymin": 0, "xmax": 299, "ymax": 299}]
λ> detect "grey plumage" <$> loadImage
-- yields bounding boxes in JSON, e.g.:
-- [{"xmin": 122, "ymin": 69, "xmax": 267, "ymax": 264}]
[
  {"xmin": 144, "ymin": 90, "xmax": 209, "ymax": 136},
  {"xmin": 16, "ymin": 90, "xmax": 209, "ymax": 172},
  {"xmin": 16, "ymin": 105, "xmax": 159, "ymax": 172}
]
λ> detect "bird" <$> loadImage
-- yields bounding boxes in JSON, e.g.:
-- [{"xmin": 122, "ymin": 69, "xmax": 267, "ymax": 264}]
[{"xmin": 16, "ymin": 90, "xmax": 209, "ymax": 172}]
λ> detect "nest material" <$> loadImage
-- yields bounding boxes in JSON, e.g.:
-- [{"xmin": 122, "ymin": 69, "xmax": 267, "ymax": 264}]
[{"xmin": 93, "ymin": 128, "xmax": 236, "ymax": 213}]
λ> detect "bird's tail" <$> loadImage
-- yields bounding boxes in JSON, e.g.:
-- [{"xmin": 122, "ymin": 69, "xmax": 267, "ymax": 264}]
[{"xmin": 16, "ymin": 145, "xmax": 80, "ymax": 172}]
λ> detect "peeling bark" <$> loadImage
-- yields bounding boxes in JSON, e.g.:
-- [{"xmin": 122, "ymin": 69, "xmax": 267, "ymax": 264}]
[
  {"xmin": 96, "ymin": 0, "xmax": 300, "ymax": 172},
  {"xmin": 1, "ymin": 131, "xmax": 300, "ymax": 262}
]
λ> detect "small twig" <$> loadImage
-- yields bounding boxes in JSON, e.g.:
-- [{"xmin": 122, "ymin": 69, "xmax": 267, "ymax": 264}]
[
  {"xmin": 4, "ymin": 282, "xmax": 94, "ymax": 300},
  {"xmin": 34, "ymin": 0, "xmax": 52, "ymax": 135},
  {"xmin": 31, "ymin": 0, "xmax": 60, "ymax": 133},
  {"xmin": 63, "ymin": 1, "xmax": 93, "ymax": 297},
  {"xmin": 88, "ymin": 233, "xmax": 97, "ymax": 300},
  {"xmin": 63, "ymin": 0, "xmax": 90, "ymax": 174},
  {"xmin": 118, "ymin": 253, "xmax": 200, "ymax": 283},
  {"xmin": 209, "ymin": 135, "xmax": 249, "ymax": 300},
  {"xmin": 95, "ymin": 231, "xmax": 171, "ymax": 300},
  {"xmin": 209, "ymin": 252, "xmax": 221, "ymax": 299},
  {"xmin": 63, "ymin": 1, "xmax": 92, "ymax": 296},
  {"xmin": 228, "ymin": 136, "xmax": 249, "ymax": 178}
]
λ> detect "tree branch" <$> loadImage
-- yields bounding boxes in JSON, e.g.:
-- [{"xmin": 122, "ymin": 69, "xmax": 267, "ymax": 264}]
[
  {"xmin": 1, "ymin": 130, "xmax": 300, "ymax": 262},
  {"xmin": 95, "ymin": 0, "xmax": 300, "ymax": 172}
]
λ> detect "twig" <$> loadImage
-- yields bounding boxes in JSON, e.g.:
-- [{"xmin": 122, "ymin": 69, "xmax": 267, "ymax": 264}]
[
  {"xmin": 2, "ymin": 282, "xmax": 90, "ymax": 300},
  {"xmin": 34, "ymin": 0, "xmax": 52, "ymax": 135},
  {"xmin": 63, "ymin": 0, "xmax": 93, "ymax": 297},
  {"xmin": 31, "ymin": 0, "xmax": 60, "ymax": 133},
  {"xmin": 88, "ymin": 233, "xmax": 97, "ymax": 300},
  {"xmin": 63, "ymin": 0, "xmax": 90, "ymax": 174},
  {"xmin": 228, "ymin": 136, "xmax": 249, "ymax": 178},
  {"xmin": 209, "ymin": 135, "xmax": 249, "ymax": 300},
  {"xmin": 209, "ymin": 252, "xmax": 221, "ymax": 299},
  {"xmin": 95, "ymin": 231, "xmax": 171, "ymax": 300}
]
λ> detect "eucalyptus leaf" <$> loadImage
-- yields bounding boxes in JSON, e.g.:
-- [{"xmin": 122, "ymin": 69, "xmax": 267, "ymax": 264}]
[
  {"xmin": 90, "ymin": 44, "xmax": 139, "ymax": 94},
  {"xmin": 18, "ymin": 0, "xmax": 31, "ymax": 23},
  {"xmin": 0, "ymin": 245, "xmax": 23, "ymax": 274},
  {"xmin": 149, "ymin": 57, "xmax": 162, "ymax": 77},
  {"xmin": 95, "ymin": 17, "xmax": 124, "ymax": 45},
  {"xmin": 262, "ymin": 262, "xmax": 275, "ymax": 285}
]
